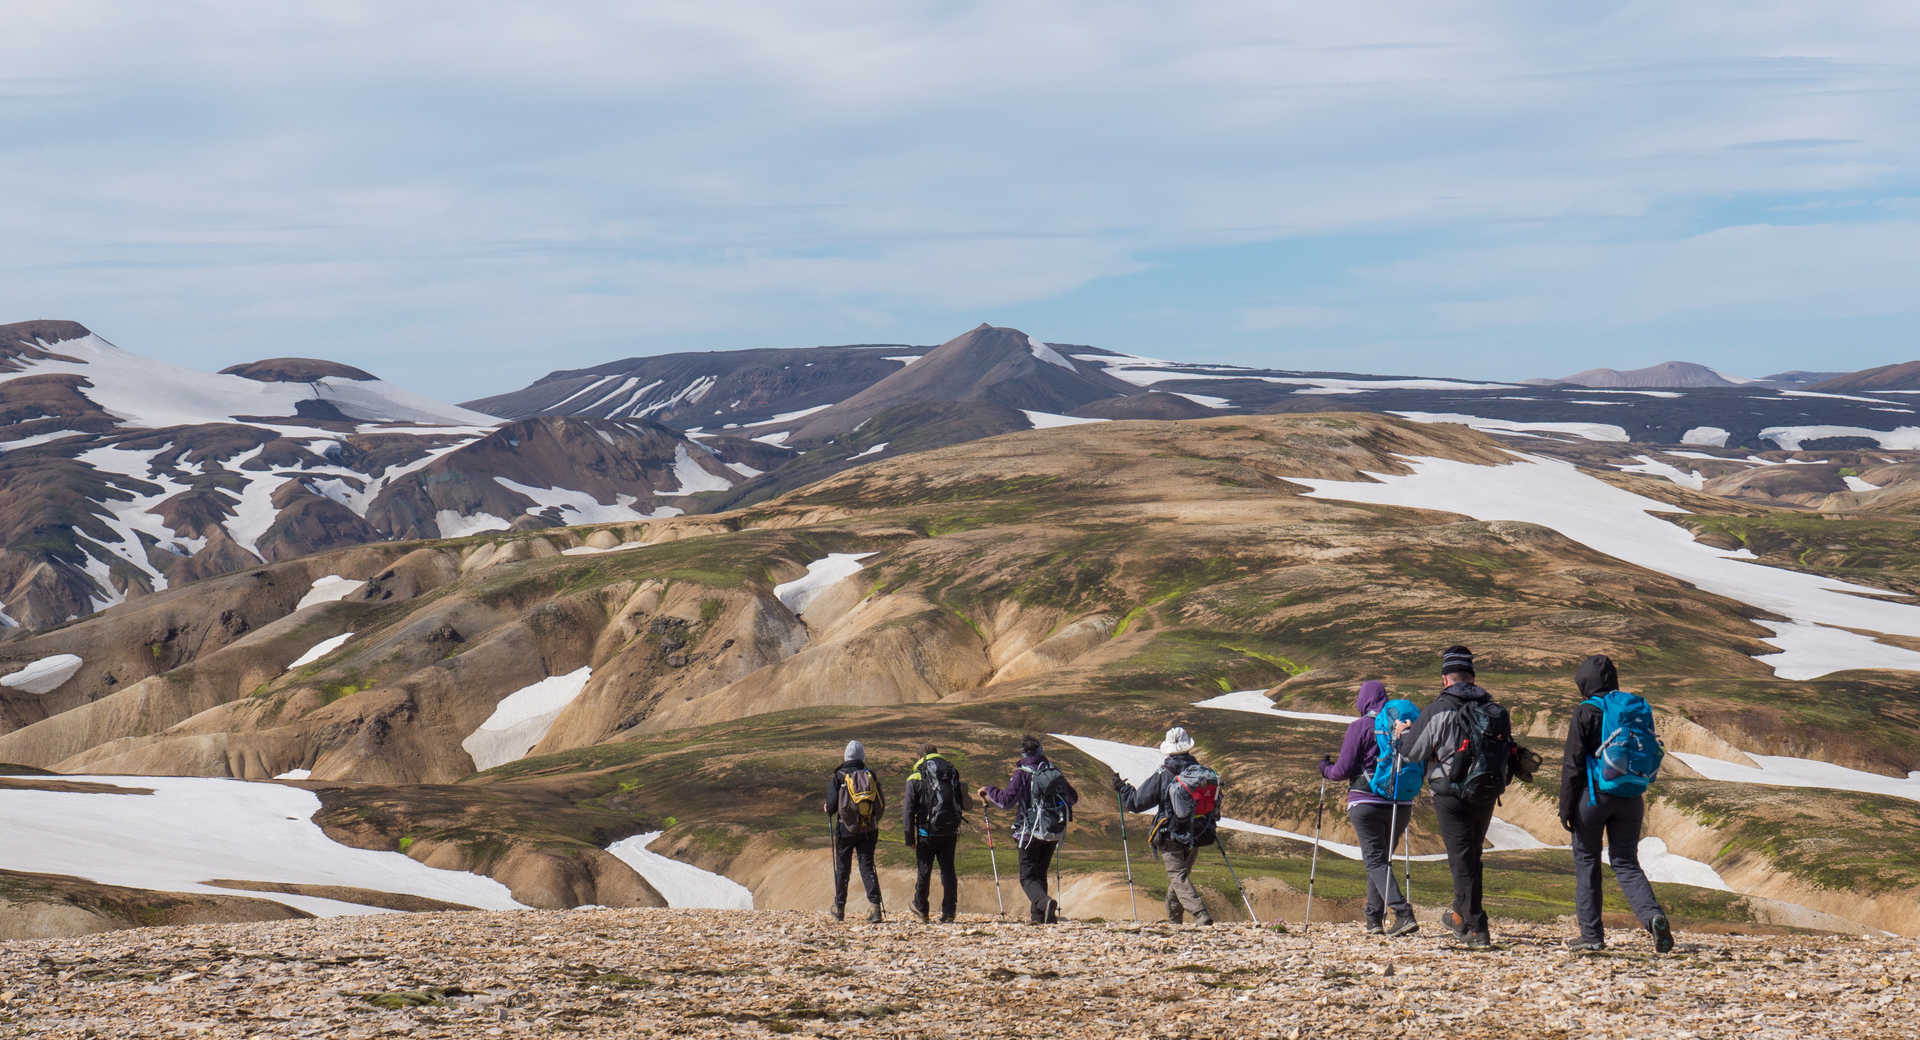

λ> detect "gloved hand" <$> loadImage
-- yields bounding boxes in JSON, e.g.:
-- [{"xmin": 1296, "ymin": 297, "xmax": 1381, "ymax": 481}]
[
  {"xmin": 1559, "ymin": 815, "xmax": 1576, "ymax": 834},
  {"xmin": 1320, "ymin": 754, "xmax": 1334, "ymax": 769},
  {"xmin": 905, "ymin": 831, "xmax": 917, "ymax": 849},
  {"xmin": 1109, "ymin": 771, "xmax": 1126, "ymax": 793}
]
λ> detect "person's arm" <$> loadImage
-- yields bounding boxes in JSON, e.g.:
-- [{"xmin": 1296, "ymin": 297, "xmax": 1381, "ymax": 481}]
[
  {"xmin": 902, "ymin": 776, "xmax": 920, "ymax": 844},
  {"xmin": 1120, "ymin": 769, "xmax": 1165, "ymax": 814},
  {"xmin": 1323, "ymin": 718, "xmax": 1373, "ymax": 780},
  {"xmin": 1397, "ymin": 704, "xmax": 1453, "ymax": 765},
  {"xmin": 1063, "ymin": 772, "xmax": 1079, "ymax": 808},
  {"xmin": 980, "ymin": 767, "xmax": 1025, "ymax": 810},
  {"xmin": 1558, "ymin": 703, "xmax": 1601, "ymax": 825},
  {"xmin": 824, "ymin": 769, "xmax": 840, "ymax": 816}
]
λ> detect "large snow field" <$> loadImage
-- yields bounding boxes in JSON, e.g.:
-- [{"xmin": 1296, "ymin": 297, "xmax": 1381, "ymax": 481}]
[
  {"xmin": 1673, "ymin": 750, "xmax": 1920, "ymax": 803},
  {"xmin": 0, "ymin": 776, "xmax": 526, "ymax": 916},
  {"xmin": 462, "ymin": 666, "xmax": 593, "ymax": 772},
  {"xmin": 1761, "ymin": 425, "xmax": 1920, "ymax": 451},
  {"xmin": 1388, "ymin": 412, "xmax": 1630, "ymax": 443},
  {"xmin": 604, "ymin": 832, "xmax": 754, "ymax": 909},
  {"xmin": 773, "ymin": 553, "xmax": 876, "ymax": 615},
  {"xmin": 1291, "ymin": 453, "xmax": 1920, "ymax": 680},
  {"xmin": 1, "ymin": 653, "xmax": 84, "ymax": 694}
]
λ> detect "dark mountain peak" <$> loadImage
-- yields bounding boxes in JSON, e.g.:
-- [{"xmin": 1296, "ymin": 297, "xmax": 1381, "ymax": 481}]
[
  {"xmin": 1814, "ymin": 361, "xmax": 1920, "ymax": 392},
  {"xmin": 0, "ymin": 320, "xmax": 95, "ymax": 370},
  {"xmin": 220, "ymin": 358, "xmax": 378, "ymax": 383}
]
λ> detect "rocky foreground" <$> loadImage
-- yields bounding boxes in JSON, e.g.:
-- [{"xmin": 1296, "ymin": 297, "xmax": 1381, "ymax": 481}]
[{"xmin": 1, "ymin": 909, "xmax": 1914, "ymax": 1038}]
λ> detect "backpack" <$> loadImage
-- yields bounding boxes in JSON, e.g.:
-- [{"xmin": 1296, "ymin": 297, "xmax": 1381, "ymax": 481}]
[
  {"xmin": 1017, "ymin": 761, "xmax": 1072, "ymax": 846},
  {"xmin": 1368, "ymin": 699, "xmax": 1425, "ymax": 801},
  {"xmin": 914, "ymin": 755, "xmax": 964, "ymax": 836},
  {"xmin": 1584, "ymin": 690, "xmax": 1664, "ymax": 803},
  {"xmin": 1160, "ymin": 761, "xmax": 1221, "ymax": 847},
  {"xmin": 1447, "ymin": 697, "xmax": 1513, "ymax": 805},
  {"xmin": 837, "ymin": 767, "xmax": 882, "ymax": 834}
]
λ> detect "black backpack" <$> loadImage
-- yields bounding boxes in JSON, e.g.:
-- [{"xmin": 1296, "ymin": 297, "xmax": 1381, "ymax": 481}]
[
  {"xmin": 1448, "ymin": 698, "xmax": 1514, "ymax": 805},
  {"xmin": 1017, "ymin": 761, "xmax": 1072, "ymax": 845},
  {"xmin": 915, "ymin": 755, "xmax": 964, "ymax": 836}
]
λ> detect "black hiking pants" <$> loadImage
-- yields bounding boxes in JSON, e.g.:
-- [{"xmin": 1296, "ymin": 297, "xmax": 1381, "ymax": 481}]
[
  {"xmin": 1571, "ymin": 794, "xmax": 1665, "ymax": 943},
  {"xmin": 1349, "ymin": 800, "xmax": 1414, "ymax": 923},
  {"xmin": 1017, "ymin": 839, "xmax": 1057, "ymax": 923},
  {"xmin": 913, "ymin": 832, "xmax": 959, "ymax": 920},
  {"xmin": 1433, "ymin": 792, "xmax": 1496, "ymax": 937},
  {"xmin": 832, "ymin": 829, "xmax": 881, "ymax": 909}
]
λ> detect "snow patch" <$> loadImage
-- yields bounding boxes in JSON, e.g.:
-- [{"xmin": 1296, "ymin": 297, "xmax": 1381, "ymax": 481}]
[
  {"xmin": 0, "ymin": 654, "xmax": 84, "ymax": 695},
  {"xmin": 1618, "ymin": 837, "xmax": 1731, "ymax": 891},
  {"xmin": 1843, "ymin": 475, "xmax": 1881, "ymax": 492},
  {"xmin": 850, "ymin": 442, "xmax": 889, "ymax": 459},
  {"xmin": 604, "ymin": 832, "xmax": 754, "ymax": 909},
  {"xmin": 1171, "ymin": 392, "xmax": 1231, "ymax": 409},
  {"xmin": 493, "ymin": 478, "xmax": 673, "ymax": 524},
  {"xmin": 461, "ymin": 666, "xmax": 592, "ymax": 772},
  {"xmin": 1291, "ymin": 378, "xmax": 1517, "ymax": 395},
  {"xmin": 434, "ymin": 509, "xmax": 511, "ymax": 538},
  {"xmin": 1389, "ymin": 412, "xmax": 1630, "ymax": 443},
  {"xmin": 296, "ymin": 575, "xmax": 364, "ymax": 610},
  {"xmin": 1192, "ymin": 690, "xmax": 1353, "ymax": 725},
  {"xmin": 288, "ymin": 632, "xmax": 354, "ymax": 669},
  {"xmin": 561, "ymin": 541, "xmax": 646, "ymax": 557},
  {"xmin": 1761, "ymin": 425, "xmax": 1920, "ymax": 451},
  {"xmin": 1674, "ymin": 748, "xmax": 1920, "ymax": 803},
  {"xmin": 1751, "ymin": 620, "xmax": 1920, "ymax": 681},
  {"xmin": 658, "ymin": 445, "xmax": 735, "ymax": 496},
  {"xmin": 774, "ymin": 553, "xmax": 875, "ymax": 615},
  {"xmin": 1617, "ymin": 455, "xmax": 1705, "ymax": 490},
  {"xmin": 1026, "ymin": 335, "xmax": 1077, "ymax": 372},
  {"xmin": 0, "ymin": 775, "xmax": 526, "ymax": 916},
  {"xmin": 1020, "ymin": 410, "xmax": 1107, "ymax": 430},
  {"xmin": 274, "ymin": 769, "xmax": 311, "ymax": 781}
]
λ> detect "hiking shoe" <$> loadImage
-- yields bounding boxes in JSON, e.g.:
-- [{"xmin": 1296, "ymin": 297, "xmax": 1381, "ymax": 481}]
[
  {"xmin": 1386, "ymin": 913, "xmax": 1419, "ymax": 937},
  {"xmin": 1441, "ymin": 909, "xmax": 1469, "ymax": 939},
  {"xmin": 1364, "ymin": 918, "xmax": 1384, "ymax": 935},
  {"xmin": 1044, "ymin": 900, "xmax": 1060, "ymax": 924},
  {"xmin": 1649, "ymin": 914, "xmax": 1674, "ymax": 954},
  {"xmin": 1463, "ymin": 931, "xmax": 1491, "ymax": 950},
  {"xmin": 1167, "ymin": 911, "xmax": 1183, "ymax": 925},
  {"xmin": 938, "ymin": 912, "xmax": 955, "ymax": 924},
  {"xmin": 829, "ymin": 904, "xmax": 844, "ymax": 922},
  {"xmin": 1195, "ymin": 912, "xmax": 1214, "ymax": 926},
  {"xmin": 866, "ymin": 905, "xmax": 884, "ymax": 924},
  {"xmin": 1563, "ymin": 937, "xmax": 1605, "ymax": 952},
  {"xmin": 911, "ymin": 905, "xmax": 929, "ymax": 924}
]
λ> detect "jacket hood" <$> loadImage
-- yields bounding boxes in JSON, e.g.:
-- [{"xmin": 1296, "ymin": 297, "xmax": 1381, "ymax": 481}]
[
  {"xmin": 1355, "ymin": 680, "xmax": 1388, "ymax": 716},
  {"xmin": 1443, "ymin": 681, "xmax": 1490, "ymax": 702},
  {"xmin": 1576, "ymin": 655, "xmax": 1618, "ymax": 698},
  {"xmin": 1019, "ymin": 752, "xmax": 1048, "ymax": 767},
  {"xmin": 1162, "ymin": 752, "xmax": 1197, "ymax": 771}
]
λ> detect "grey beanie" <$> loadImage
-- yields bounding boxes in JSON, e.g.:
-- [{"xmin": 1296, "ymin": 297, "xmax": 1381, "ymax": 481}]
[
  {"xmin": 844, "ymin": 740, "xmax": 866, "ymax": 762},
  {"xmin": 1442, "ymin": 645, "xmax": 1475, "ymax": 677}
]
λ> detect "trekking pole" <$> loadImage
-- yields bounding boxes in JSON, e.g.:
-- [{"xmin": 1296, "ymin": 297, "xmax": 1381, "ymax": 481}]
[
  {"xmin": 1053, "ymin": 832, "xmax": 1065, "ymax": 920},
  {"xmin": 1116, "ymin": 791, "xmax": 1139, "ymax": 922},
  {"xmin": 1388, "ymin": 750, "xmax": 1407, "ymax": 911},
  {"xmin": 1216, "ymin": 839, "xmax": 1261, "ymax": 926},
  {"xmin": 982, "ymin": 806, "xmax": 1006, "ymax": 917},
  {"xmin": 1304, "ymin": 775, "xmax": 1326, "ymax": 934}
]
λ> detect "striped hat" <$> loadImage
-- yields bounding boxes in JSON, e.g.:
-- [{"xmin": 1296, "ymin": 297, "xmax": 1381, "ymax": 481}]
[{"xmin": 1441, "ymin": 645, "xmax": 1476, "ymax": 677}]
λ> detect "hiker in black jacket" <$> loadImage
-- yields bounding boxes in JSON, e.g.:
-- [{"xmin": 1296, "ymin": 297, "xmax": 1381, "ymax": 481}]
[
  {"xmin": 1111, "ymin": 726, "xmax": 1214, "ymax": 925},
  {"xmin": 902, "ymin": 743, "xmax": 971, "ymax": 923},
  {"xmin": 1394, "ymin": 645, "xmax": 1509, "ymax": 948},
  {"xmin": 1559, "ymin": 654, "xmax": 1673, "ymax": 952},
  {"xmin": 822, "ymin": 740, "xmax": 885, "ymax": 922}
]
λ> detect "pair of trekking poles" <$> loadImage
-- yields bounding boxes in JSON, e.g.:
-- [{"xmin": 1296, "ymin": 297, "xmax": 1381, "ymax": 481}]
[
  {"xmin": 1303, "ymin": 751, "xmax": 1416, "ymax": 933},
  {"xmin": 978, "ymin": 806, "xmax": 1063, "ymax": 920}
]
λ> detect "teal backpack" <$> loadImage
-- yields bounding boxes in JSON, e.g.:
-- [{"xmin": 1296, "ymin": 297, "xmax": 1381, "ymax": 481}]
[
  {"xmin": 1368, "ymin": 699, "xmax": 1425, "ymax": 801},
  {"xmin": 1585, "ymin": 690, "xmax": 1664, "ymax": 803}
]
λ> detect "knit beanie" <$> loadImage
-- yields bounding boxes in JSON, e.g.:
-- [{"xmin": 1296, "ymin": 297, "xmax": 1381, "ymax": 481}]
[
  {"xmin": 844, "ymin": 740, "xmax": 866, "ymax": 762},
  {"xmin": 1441, "ymin": 645, "xmax": 1475, "ymax": 677}
]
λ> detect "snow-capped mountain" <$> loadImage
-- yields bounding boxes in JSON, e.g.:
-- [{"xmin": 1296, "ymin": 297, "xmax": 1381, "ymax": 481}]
[{"xmin": 0, "ymin": 321, "xmax": 745, "ymax": 628}]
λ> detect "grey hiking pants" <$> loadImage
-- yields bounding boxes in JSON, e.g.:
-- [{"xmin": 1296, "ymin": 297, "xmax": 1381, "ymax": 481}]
[
  {"xmin": 1158, "ymin": 843, "xmax": 1208, "ymax": 921},
  {"xmin": 1571, "ymin": 794, "xmax": 1665, "ymax": 943},
  {"xmin": 1349, "ymin": 801, "xmax": 1413, "ymax": 922}
]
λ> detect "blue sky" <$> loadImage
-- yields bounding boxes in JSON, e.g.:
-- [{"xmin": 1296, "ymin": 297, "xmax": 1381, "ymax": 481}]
[{"xmin": 3, "ymin": 2, "xmax": 1918, "ymax": 399}]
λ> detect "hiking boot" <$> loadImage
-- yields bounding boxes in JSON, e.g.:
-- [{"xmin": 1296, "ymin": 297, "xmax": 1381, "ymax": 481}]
[
  {"xmin": 911, "ymin": 904, "xmax": 929, "ymax": 924},
  {"xmin": 1167, "ymin": 908, "xmax": 1183, "ymax": 925},
  {"xmin": 938, "ymin": 912, "xmax": 955, "ymax": 924},
  {"xmin": 866, "ymin": 904, "xmax": 884, "ymax": 924},
  {"xmin": 1441, "ymin": 909, "xmax": 1469, "ymax": 939},
  {"xmin": 1044, "ymin": 899, "xmax": 1060, "ymax": 924},
  {"xmin": 829, "ymin": 904, "xmax": 844, "ymax": 922},
  {"xmin": 1463, "ymin": 931, "xmax": 1491, "ymax": 950},
  {"xmin": 1563, "ymin": 937, "xmax": 1605, "ymax": 952},
  {"xmin": 1386, "ymin": 912, "xmax": 1419, "ymax": 937},
  {"xmin": 1194, "ymin": 912, "xmax": 1214, "ymax": 926},
  {"xmin": 1649, "ymin": 913, "xmax": 1674, "ymax": 954},
  {"xmin": 1364, "ymin": 917, "xmax": 1384, "ymax": 935}
]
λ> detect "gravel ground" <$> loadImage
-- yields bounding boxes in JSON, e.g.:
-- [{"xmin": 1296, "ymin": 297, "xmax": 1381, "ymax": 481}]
[{"xmin": 1, "ymin": 909, "xmax": 1914, "ymax": 1038}]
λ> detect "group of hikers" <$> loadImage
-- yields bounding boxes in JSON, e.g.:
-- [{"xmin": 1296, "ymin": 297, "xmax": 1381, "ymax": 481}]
[{"xmin": 823, "ymin": 645, "xmax": 1677, "ymax": 953}]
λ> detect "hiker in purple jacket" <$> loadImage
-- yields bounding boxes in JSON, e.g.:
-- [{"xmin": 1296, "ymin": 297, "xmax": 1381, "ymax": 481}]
[
  {"xmin": 1320, "ymin": 680, "xmax": 1419, "ymax": 936},
  {"xmin": 978, "ymin": 735, "xmax": 1079, "ymax": 924}
]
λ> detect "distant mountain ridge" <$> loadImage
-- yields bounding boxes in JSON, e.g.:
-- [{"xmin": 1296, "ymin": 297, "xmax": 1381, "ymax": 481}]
[
  {"xmin": 1815, "ymin": 361, "xmax": 1920, "ymax": 392},
  {"xmin": 1531, "ymin": 361, "xmax": 1743, "ymax": 388}
]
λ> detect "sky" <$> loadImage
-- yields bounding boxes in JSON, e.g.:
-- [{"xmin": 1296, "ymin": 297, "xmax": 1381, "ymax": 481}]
[{"xmin": 3, "ymin": 2, "xmax": 1918, "ymax": 400}]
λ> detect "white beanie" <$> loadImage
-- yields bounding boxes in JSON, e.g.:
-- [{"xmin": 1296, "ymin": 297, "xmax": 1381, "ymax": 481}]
[
  {"xmin": 1158, "ymin": 727, "xmax": 1195, "ymax": 755},
  {"xmin": 844, "ymin": 740, "xmax": 866, "ymax": 762}
]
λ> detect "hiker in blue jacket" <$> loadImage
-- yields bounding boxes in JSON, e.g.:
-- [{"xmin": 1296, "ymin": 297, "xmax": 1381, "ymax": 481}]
[
  {"xmin": 1559, "ymin": 655, "xmax": 1673, "ymax": 952},
  {"xmin": 1320, "ymin": 681, "xmax": 1418, "ymax": 936}
]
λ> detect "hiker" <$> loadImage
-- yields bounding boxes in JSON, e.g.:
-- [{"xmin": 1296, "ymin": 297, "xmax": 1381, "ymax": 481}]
[
  {"xmin": 1320, "ymin": 681, "xmax": 1419, "ymax": 936},
  {"xmin": 903, "ymin": 743, "xmax": 972, "ymax": 923},
  {"xmin": 978, "ymin": 735, "xmax": 1079, "ymax": 924},
  {"xmin": 1559, "ymin": 654, "xmax": 1674, "ymax": 953},
  {"xmin": 1393, "ymin": 645, "xmax": 1512, "ymax": 948},
  {"xmin": 823, "ymin": 740, "xmax": 885, "ymax": 922},
  {"xmin": 1111, "ymin": 726, "xmax": 1218, "ymax": 925}
]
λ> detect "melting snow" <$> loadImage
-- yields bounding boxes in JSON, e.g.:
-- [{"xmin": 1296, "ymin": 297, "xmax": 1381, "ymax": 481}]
[
  {"xmin": 0, "ymin": 775, "xmax": 525, "ymax": 916},
  {"xmin": 657, "ymin": 445, "xmax": 735, "ymax": 496},
  {"xmin": 1674, "ymin": 749, "xmax": 1920, "ymax": 804},
  {"xmin": 274, "ymin": 769, "xmax": 312, "ymax": 781},
  {"xmin": 605, "ymin": 832, "xmax": 754, "ymax": 909},
  {"xmin": 1751, "ymin": 620, "xmax": 1920, "ymax": 681},
  {"xmin": 462, "ymin": 666, "xmax": 593, "ymax": 772},
  {"xmin": 1171, "ymin": 392, "xmax": 1231, "ymax": 409},
  {"xmin": 561, "ymin": 541, "xmax": 646, "ymax": 557},
  {"xmin": 1761, "ymin": 425, "xmax": 1920, "ymax": 451},
  {"xmin": 1292, "ymin": 453, "xmax": 1920, "ymax": 680},
  {"xmin": 288, "ymin": 633, "xmax": 354, "ymax": 669},
  {"xmin": 296, "ymin": 574, "xmax": 364, "ymax": 610},
  {"xmin": 1026, "ymin": 335, "xmax": 1077, "ymax": 372},
  {"xmin": 1618, "ymin": 837, "xmax": 1731, "ymax": 891},
  {"xmin": 1020, "ymin": 411, "xmax": 1106, "ymax": 429},
  {"xmin": 850, "ymin": 442, "xmax": 889, "ymax": 460},
  {"xmin": 1193, "ymin": 690, "xmax": 1355, "ymax": 725},
  {"xmin": 1290, "ymin": 378, "xmax": 1517, "ymax": 395},
  {"xmin": 1779, "ymin": 389, "xmax": 1894, "ymax": 406},
  {"xmin": 1389, "ymin": 412, "xmax": 1630, "ymax": 443},
  {"xmin": 1, "ymin": 654, "xmax": 84, "ymax": 695},
  {"xmin": 1843, "ymin": 475, "xmax": 1881, "ymax": 492},
  {"xmin": 883, "ymin": 355, "xmax": 923, "ymax": 366},
  {"xmin": 434, "ymin": 509, "xmax": 512, "ymax": 538},
  {"xmin": 1617, "ymin": 455, "xmax": 1706, "ymax": 490},
  {"xmin": 773, "ymin": 553, "xmax": 875, "ymax": 615}
]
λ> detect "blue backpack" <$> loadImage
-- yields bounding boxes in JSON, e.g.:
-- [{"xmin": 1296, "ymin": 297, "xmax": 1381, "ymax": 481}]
[
  {"xmin": 1585, "ymin": 690, "xmax": 1664, "ymax": 803},
  {"xmin": 1367, "ymin": 699, "xmax": 1425, "ymax": 801}
]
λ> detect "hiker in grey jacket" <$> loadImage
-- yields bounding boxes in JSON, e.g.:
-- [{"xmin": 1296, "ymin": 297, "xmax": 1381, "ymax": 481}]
[
  {"xmin": 1393, "ymin": 645, "xmax": 1505, "ymax": 948},
  {"xmin": 1559, "ymin": 654, "xmax": 1673, "ymax": 953},
  {"xmin": 1111, "ymin": 726, "xmax": 1214, "ymax": 925}
]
